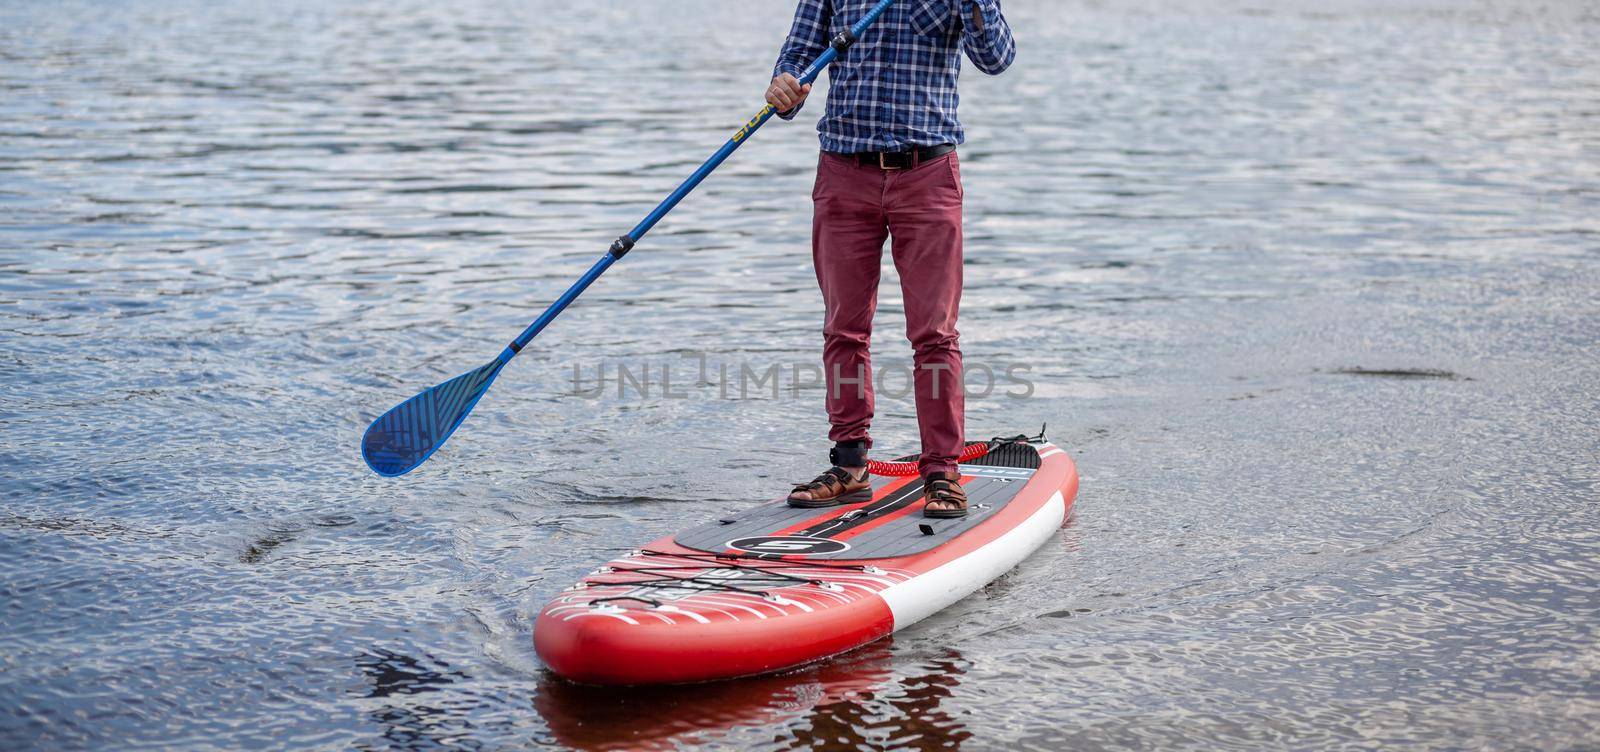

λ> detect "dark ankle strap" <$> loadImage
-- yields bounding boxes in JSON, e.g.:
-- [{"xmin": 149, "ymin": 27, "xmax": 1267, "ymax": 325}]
[{"xmin": 829, "ymin": 440, "xmax": 868, "ymax": 468}]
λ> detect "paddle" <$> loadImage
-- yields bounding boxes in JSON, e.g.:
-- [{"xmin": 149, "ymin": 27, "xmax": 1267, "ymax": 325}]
[{"xmin": 361, "ymin": 0, "xmax": 898, "ymax": 476}]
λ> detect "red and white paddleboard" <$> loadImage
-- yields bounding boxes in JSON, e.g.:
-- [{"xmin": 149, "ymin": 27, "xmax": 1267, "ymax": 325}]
[{"xmin": 534, "ymin": 439, "xmax": 1079, "ymax": 685}]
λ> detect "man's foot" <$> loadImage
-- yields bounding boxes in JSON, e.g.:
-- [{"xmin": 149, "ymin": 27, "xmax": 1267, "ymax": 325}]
[
  {"xmin": 922, "ymin": 471, "xmax": 968, "ymax": 518},
  {"xmin": 788, "ymin": 466, "xmax": 871, "ymax": 508}
]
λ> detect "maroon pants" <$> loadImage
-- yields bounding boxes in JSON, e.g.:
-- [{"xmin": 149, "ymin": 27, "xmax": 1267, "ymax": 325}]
[{"xmin": 811, "ymin": 151, "xmax": 965, "ymax": 477}]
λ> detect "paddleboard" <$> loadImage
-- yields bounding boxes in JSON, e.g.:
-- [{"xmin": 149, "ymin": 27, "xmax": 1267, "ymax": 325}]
[{"xmin": 534, "ymin": 438, "xmax": 1079, "ymax": 685}]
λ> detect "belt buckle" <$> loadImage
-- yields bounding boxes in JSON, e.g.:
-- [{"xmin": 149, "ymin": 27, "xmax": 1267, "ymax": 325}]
[{"xmin": 878, "ymin": 151, "xmax": 903, "ymax": 171}]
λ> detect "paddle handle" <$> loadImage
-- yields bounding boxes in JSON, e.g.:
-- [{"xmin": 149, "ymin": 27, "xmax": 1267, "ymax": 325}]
[{"xmin": 501, "ymin": 0, "xmax": 897, "ymax": 359}]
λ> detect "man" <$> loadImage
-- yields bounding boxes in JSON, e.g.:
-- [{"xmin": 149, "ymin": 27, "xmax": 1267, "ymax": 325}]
[{"xmin": 770, "ymin": 1, "xmax": 1015, "ymax": 517}]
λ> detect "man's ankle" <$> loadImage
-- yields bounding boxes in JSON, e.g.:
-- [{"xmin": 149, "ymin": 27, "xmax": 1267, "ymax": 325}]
[{"xmin": 829, "ymin": 440, "xmax": 870, "ymax": 469}]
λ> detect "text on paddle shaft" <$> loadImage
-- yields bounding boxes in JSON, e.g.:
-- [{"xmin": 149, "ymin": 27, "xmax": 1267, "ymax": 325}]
[{"xmin": 732, "ymin": 105, "xmax": 776, "ymax": 144}]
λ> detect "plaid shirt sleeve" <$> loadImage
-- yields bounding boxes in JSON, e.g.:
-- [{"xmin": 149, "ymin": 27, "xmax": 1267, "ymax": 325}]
[
  {"xmin": 962, "ymin": 0, "xmax": 1015, "ymax": 74},
  {"xmin": 773, "ymin": 0, "xmax": 830, "ymax": 121}
]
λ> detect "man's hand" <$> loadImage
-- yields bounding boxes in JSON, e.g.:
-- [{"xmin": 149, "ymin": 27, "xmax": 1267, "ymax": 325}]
[{"xmin": 766, "ymin": 73, "xmax": 812, "ymax": 113}]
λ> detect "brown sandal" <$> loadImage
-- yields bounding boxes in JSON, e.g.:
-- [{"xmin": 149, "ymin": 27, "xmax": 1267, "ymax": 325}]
[
  {"xmin": 922, "ymin": 471, "xmax": 968, "ymax": 518},
  {"xmin": 788, "ymin": 466, "xmax": 871, "ymax": 508}
]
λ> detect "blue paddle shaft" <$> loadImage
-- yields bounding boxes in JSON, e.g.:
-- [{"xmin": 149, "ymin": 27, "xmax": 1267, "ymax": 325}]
[
  {"xmin": 503, "ymin": 253, "xmax": 616, "ymax": 359},
  {"xmin": 505, "ymin": 0, "xmax": 896, "ymax": 357}
]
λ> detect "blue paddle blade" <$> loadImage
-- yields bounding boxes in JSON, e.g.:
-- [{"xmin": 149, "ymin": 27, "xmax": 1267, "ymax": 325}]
[{"xmin": 362, "ymin": 359, "xmax": 506, "ymax": 476}]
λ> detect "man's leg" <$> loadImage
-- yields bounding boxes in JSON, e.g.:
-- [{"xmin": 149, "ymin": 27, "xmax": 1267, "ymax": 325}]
[
  {"xmin": 886, "ymin": 153, "xmax": 965, "ymax": 478},
  {"xmin": 813, "ymin": 153, "xmax": 889, "ymax": 452}
]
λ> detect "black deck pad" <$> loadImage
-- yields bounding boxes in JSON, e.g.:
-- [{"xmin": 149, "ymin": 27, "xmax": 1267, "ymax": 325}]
[{"xmin": 675, "ymin": 444, "xmax": 1043, "ymax": 561}]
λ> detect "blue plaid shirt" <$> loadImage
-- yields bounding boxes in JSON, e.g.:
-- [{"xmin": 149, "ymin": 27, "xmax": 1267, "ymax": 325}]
[{"xmin": 774, "ymin": 0, "xmax": 1015, "ymax": 153}]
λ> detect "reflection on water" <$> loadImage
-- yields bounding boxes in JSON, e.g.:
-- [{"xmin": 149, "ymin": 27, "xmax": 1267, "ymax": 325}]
[
  {"xmin": 534, "ymin": 641, "xmax": 972, "ymax": 751},
  {"xmin": 3, "ymin": 0, "xmax": 1598, "ymax": 749},
  {"xmin": 537, "ymin": 641, "xmax": 895, "ymax": 751},
  {"xmin": 359, "ymin": 649, "xmax": 473, "ymax": 750}
]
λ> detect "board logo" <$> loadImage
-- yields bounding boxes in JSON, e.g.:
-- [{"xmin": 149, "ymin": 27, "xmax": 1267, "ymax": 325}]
[{"xmin": 726, "ymin": 535, "xmax": 850, "ymax": 556}]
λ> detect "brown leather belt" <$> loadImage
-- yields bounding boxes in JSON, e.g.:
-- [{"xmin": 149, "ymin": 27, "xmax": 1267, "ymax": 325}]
[{"xmin": 826, "ymin": 143, "xmax": 956, "ymax": 170}]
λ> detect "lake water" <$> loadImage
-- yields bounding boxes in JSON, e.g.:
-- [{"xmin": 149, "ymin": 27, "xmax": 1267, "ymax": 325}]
[{"xmin": 3, "ymin": 0, "xmax": 1597, "ymax": 749}]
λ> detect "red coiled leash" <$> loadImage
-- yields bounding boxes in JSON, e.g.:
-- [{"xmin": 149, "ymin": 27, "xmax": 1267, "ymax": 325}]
[{"xmin": 866, "ymin": 441, "xmax": 992, "ymax": 477}]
